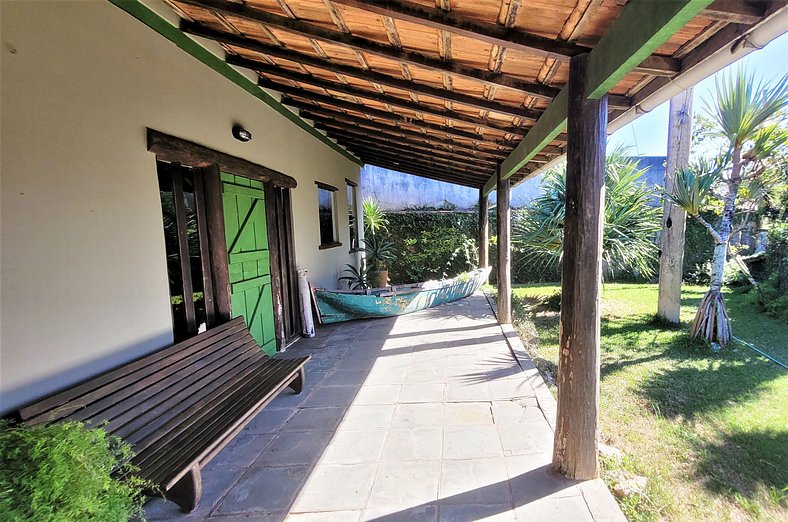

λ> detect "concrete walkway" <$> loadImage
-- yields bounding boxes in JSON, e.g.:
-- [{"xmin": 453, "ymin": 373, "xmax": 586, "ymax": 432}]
[{"xmin": 145, "ymin": 294, "xmax": 625, "ymax": 521}]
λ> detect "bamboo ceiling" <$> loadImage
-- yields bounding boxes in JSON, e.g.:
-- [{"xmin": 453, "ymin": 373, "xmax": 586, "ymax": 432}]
[{"xmin": 164, "ymin": 0, "xmax": 785, "ymax": 188}]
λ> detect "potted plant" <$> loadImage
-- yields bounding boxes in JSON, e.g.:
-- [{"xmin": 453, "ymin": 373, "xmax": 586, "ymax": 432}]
[{"xmin": 363, "ymin": 235, "xmax": 397, "ymax": 288}]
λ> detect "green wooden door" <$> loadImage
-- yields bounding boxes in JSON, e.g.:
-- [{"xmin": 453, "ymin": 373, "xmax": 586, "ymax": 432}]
[{"xmin": 222, "ymin": 173, "xmax": 276, "ymax": 355}]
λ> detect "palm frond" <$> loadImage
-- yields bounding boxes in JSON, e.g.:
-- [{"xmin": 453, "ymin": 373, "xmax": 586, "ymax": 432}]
[
  {"xmin": 704, "ymin": 67, "xmax": 788, "ymax": 147},
  {"xmin": 666, "ymin": 158, "xmax": 722, "ymax": 216},
  {"xmin": 514, "ymin": 152, "xmax": 661, "ymax": 280}
]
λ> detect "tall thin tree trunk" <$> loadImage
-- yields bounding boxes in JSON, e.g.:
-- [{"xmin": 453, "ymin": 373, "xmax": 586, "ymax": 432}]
[{"xmin": 691, "ymin": 146, "xmax": 742, "ymax": 346}]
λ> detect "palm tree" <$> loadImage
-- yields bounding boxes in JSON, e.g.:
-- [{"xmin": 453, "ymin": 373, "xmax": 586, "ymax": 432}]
[
  {"xmin": 512, "ymin": 149, "xmax": 661, "ymax": 281},
  {"xmin": 668, "ymin": 69, "xmax": 788, "ymax": 345}
]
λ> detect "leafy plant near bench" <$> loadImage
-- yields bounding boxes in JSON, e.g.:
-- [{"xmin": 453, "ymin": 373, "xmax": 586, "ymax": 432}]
[{"xmin": 0, "ymin": 420, "xmax": 151, "ymax": 522}]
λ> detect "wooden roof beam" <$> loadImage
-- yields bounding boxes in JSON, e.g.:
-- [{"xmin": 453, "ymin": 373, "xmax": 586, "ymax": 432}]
[
  {"xmin": 177, "ymin": 0, "xmax": 565, "ymax": 99},
  {"xmin": 281, "ymin": 95, "xmax": 499, "ymax": 142},
  {"xmin": 301, "ymin": 109, "xmax": 510, "ymax": 148},
  {"xmin": 353, "ymin": 148, "xmax": 493, "ymax": 175},
  {"xmin": 702, "ymin": 0, "xmax": 766, "ymax": 24},
  {"xmin": 328, "ymin": 0, "xmax": 585, "ymax": 59},
  {"xmin": 334, "ymin": 136, "xmax": 497, "ymax": 167},
  {"xmin": 313, "ymin": 121, "xmax": 508, "ymax": 159},
  {"xmin": 257, "ymin": 72, "xmax": 527, "ymax": 140},
  {"xmin": 483, "ymin": 0, "xmax": 716, "ymax": 195},
  {"xmin": 328, "ymin": 0, "xmax": 680, "ymax": 77},
  {"xmin": 252, "ymin": 73, "xmax": 528, "ymax": 137},
  {"xmin": 317, "ymin": 124, "xmax": 508, "ymax": 160},
  {"xmin": 359, "ymin": 150, "xmax": 489, "ymax": 178},
  {"xmin": 217, "ymin": 48, "xmax": 542, "ymax": 119}
]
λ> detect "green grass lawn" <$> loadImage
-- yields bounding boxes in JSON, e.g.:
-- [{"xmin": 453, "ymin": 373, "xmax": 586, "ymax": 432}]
[{"xmin": 510, "ymin": 283, "xmax": 787, "ymax": 521}]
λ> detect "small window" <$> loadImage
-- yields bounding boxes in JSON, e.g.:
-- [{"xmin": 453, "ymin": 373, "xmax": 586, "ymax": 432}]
[
  {"xmin": 346, "ymin": 179, "xmax": 359, "ymax": 251},
  {"xmin": 316, "ymin": 182, "xmax": 340, "ymax": 249}
]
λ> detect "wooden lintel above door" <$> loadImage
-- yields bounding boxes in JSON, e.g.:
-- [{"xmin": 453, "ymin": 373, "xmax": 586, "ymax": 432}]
[{"xmin": 147, "ymin": 128, "xmax": 297, "ymax": 189}]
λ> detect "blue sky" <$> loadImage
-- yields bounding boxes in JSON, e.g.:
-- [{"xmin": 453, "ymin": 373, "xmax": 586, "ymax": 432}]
[{"xmin": 608, "ymin": 31, "xmax": 788, "ymax": 156}]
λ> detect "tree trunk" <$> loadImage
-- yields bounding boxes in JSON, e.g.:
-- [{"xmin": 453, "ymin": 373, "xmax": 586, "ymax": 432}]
[
  {"xmin": 691, "ymin": 146, "xmax": 742, "ymax": 345},
  {"xmin": 658, "ymin": 88, "xmax": 693, "ymax": 323}
]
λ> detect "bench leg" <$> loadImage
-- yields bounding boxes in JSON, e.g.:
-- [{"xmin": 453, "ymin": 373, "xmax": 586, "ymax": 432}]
[
  {"xmin": 288, "ymin": 367, "xmax": 306, "ymax": 394},
  {"xmin": 168, "ymin": 464, "xmax": 202, "ymax": 513}
]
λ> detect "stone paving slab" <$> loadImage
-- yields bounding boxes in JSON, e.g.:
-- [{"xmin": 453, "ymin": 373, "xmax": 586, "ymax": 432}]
[{"xmin": 144, "ymin": 293, "xmax": 625, "ymax": 522}]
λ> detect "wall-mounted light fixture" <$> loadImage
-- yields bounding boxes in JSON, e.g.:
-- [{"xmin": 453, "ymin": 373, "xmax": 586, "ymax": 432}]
[{"xmin": 232, "ymin": 124, "xmax": 252, "ymax": 142}]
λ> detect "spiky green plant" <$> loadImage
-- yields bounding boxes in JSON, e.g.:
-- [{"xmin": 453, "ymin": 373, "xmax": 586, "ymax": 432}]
[
  {"xmin": 339, "ymin": 263, "xmax": 372, "ymax": 290},
  {"xmin": 363, "ymin": 234, "xmax": 397, "ymax": 271},
  {"xmin": 667, "ymin": 68, "xmax": 788, "ymax": 345},
  {"xmin": 512, "ymin": 149, "xmax": 661, "ymax": 281},
  {"xmin": 362, "ymin": 197, "xmax": 389, "ymax": 236}
]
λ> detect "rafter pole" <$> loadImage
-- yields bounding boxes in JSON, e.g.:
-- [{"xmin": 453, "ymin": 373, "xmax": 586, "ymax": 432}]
[
  {"xmin": 351, "ymin": 147, "xmax": 491, "ymax": 174},
  {"xmin": 303, "ymin": 110, "xmax": 510, "ymax": 149},
  {"xmin": 553, "ymin": 53, "xmax": 607, "ymax": 481},
  {"xmin": 282, "ymin": 96, "xmax": 509, "ymax": 143},
  {"xmin": 290, "ymin": 98, "xmax": 504, "ymax": 141},
  {"xmin": 315, "ymin": 122, "xmax": 508, "ymax": 159},
  {"xmin": 255, "ymin": 74, "xmax": 527, "ymax": 137},
  {"xmin": 334, "ymin": 136, "xmax": 496, "ymax": 167},
  {"xmin": 203, "ymin": 33, "xmax": 553, "ymax": 116},
  {"xmin": 177, "ymin": 0, "xmax": 570, "ymax": 98},
  {"xmin": 482, "ymin": 0, "xmax": 715, "ymax": 196}
]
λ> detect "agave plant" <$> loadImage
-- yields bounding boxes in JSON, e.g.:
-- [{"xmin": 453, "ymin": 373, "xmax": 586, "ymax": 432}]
[
  {"xmin": 362, "ymin": 197, "xmax": 389, "ymax": 236},
  {"xmin": 512, "ymin": 149, "xmax": 661, "ymax": 280},
  {"xmin": 668, "ymin": 68, "xmax": 788, "ymax": 345},
  {"xmin": 339, "ymin": 263, "xmax": 372, "ymax": 290},
  {"xmin": 363, "ymin": 235, "xmax": 397, "ymax": 271}
]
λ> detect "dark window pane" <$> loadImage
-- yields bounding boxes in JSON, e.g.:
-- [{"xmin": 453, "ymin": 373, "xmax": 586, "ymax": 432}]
[
  {"xmin": 347, "ymin": 184, "xmax": 358, "ymax": 250},
  {"xmin": 318, "ymin": 187, "xmax": 335, "ymax": 245}
]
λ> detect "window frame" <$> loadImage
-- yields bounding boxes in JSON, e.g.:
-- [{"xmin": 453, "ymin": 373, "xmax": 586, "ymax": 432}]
[
  {"xmin": 315, "ymin": 181, "xmax": 341, "ymax": 250},
  {"xmin": 346, "ymin": 178, "xmax": 362, "ymax": 253}
]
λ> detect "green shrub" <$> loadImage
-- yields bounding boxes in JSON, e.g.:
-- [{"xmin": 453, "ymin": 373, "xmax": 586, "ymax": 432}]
[
  {"xmin": 0, "ymin": 420, "xmax": 150, "ymax": 521},
  {"xmin": 683, "ymin": 211, "xmax": 716, "ymax": 279},
  {"xmin": 759, "ymin": 222, "xmax": 788, "ymax": 321},
  {"xmin": 382, "ymin": 211, "xmax": 479, "ymax": 284}
]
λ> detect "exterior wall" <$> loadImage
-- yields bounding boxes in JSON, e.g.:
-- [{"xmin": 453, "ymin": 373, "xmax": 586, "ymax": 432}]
[
  {"xmin": 361, "ymin": 165, "xmax": 544, "ymax": 211},
  {"xmin": 362, "ymin": 156, "xmax": 667, "ymax": 211},
  {"xmin": 0, "ymin": 1, "xmax": 359, "ymax": 412}
]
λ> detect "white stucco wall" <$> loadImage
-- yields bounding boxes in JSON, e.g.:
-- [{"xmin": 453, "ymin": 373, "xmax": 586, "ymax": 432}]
[{"xmin": 0, "ymin": 1, "xmax": 360, "ymax": 413}]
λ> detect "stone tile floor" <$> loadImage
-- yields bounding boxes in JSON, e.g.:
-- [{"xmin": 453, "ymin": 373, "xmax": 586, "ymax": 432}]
[{"xmin": 145, "ymin": 294, "xmax": 625, "ymax": 521}]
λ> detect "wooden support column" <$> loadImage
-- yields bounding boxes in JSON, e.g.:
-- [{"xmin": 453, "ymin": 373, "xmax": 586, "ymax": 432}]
[
  {"xmin": 479, "ymin": 189, "xmax": 489, "ymax": 268},
  {"xmin": 553, "ymin": 54, "xmax": 607, "ymax": 480},
  {"xmin": 658, "ymin": 88, "xmax": 693, "ymax": 323},
  {"xmin": 202, "ymin": 165, "xmax": 232, "ymax": 323},
  {"xmin": 496, "ymin": 166, "xmax": 512, "ymax": 324}
]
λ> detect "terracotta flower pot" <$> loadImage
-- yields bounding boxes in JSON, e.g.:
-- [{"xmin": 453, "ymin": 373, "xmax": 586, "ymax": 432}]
[{"xmin": 373, "ymin": 269, "xmax": 389, "ymax": 288}]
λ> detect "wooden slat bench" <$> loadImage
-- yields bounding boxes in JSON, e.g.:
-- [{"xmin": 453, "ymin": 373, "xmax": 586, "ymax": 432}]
[{"xmin": 14, "ymin": 317, "xmax": 310, "ymax": 512}]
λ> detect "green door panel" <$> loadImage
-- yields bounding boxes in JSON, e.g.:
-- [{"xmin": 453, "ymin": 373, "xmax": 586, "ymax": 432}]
[{"xmin": 222, "ymin": 173, "xmax": 276, "ymax": 355}]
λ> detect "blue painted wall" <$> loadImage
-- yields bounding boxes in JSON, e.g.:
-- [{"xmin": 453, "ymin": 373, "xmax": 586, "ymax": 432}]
[{"xmin": 362, "ymin": 156, "xmax": 666, "ymax": 211}]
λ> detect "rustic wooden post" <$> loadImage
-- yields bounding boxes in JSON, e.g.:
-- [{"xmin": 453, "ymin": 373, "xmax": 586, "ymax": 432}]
[
  {"xmin": 202, "ymin": 165, "xmax": 232, "ymax": 322},
  {"xmin": 553, "ymin": 53, "xmax": 606, "ymax": 480},
  {"xmin": 496, "ymin": 166, "xmax": 512, "ymax": 324},
  {"xmin": 658, "ymin": 88, "xmax": 693, "ymax": 323},
  {"xmin": 479, "ymin": 189, "xmax": 489, "ymax": 268}
]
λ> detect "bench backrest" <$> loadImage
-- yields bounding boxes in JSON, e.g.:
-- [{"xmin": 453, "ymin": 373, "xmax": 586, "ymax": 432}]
[{"xmin": 17, "ymin": 317, "xmax": 262, "ymax": 438}]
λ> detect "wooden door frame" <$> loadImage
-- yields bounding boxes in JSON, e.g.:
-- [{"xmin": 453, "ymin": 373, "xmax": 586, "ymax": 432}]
[{"xmin": 148, "ymin": 129, "xmax": 299, "ymax": 346}]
